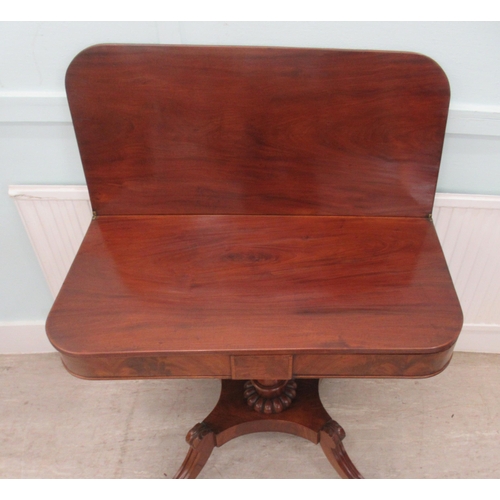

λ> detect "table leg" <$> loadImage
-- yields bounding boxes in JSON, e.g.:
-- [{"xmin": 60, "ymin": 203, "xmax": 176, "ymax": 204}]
[
  {"xmin": 173, "ymin": 422, "xmax": 216, "ymax": 479},
  {"xmin": 174, "ymin": 379, "xmax": 363, "ymax": 479},
  {"xmin": 319, "ymin": 420, "xmax": 363, "ymax": 479}
]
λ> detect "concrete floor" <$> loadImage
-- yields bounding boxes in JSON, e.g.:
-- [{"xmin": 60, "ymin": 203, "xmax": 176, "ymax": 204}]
[{"xmin": 0, "ymin": 352, "xmax": 499, "ymax": 479}]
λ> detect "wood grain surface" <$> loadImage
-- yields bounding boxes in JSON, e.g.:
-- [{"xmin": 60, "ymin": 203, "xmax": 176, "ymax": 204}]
[
  {"xmin": 174, "ymin": 379, "xmax": 363, "ymax": 478},
  {"xmin": 46, "ymin": 215, "xmax": 462, "ymax": 378},
  {"xmin": 66, "ymin": 45, "xmax": 449, "ymax": 217},
  {"xmin": 46, "ymin": 45, "xmax": 462, "ymax": 382}
]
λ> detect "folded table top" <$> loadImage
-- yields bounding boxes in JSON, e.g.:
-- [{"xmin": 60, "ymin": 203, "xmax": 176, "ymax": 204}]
[
  {"xmin": 46, "ymin": 45, "xmax": 462, "ymax": 380},
  {"xmin": 64, "ymin": 44, "xmax": 450, "ymax": 218}
]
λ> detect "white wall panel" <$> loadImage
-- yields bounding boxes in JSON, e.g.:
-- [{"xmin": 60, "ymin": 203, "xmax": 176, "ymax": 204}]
[
  {"xmin": 8, "ymin": 186, "xmax": 92, "ymax": 298},
  {"xmin": 432, "ymin": 195, "xmax": 500, "ymax": 353},
  {"xmin": 433, "ymin": 195, "xmax": 500, "ymax": 327}
]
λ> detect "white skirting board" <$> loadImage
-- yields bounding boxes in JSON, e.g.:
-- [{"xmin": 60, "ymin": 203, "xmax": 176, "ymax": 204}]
[
  {"xmin": 455, "ymin": 325, "xmax": 500, "ymax": 354},
  {"xmin": 6, "ymin": 186, "xmax": 500, "ymax": 354},
  {"xmin": 0, "ymin": 323, "xmax": 56, "ymax": 354}
]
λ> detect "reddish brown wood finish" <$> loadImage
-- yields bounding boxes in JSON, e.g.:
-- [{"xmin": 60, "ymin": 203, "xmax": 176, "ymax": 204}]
[
  {"xmin": 66, "ymin": 45, "xmax": 449, "ymax": 218},
  {"xmin": 46, "ymin": 45, "xmax": 463, "ymax": 479},
  {"xmin": 46, "ymin": 215, "xmax": 462, "ymax": 379},
  {"xmin": 58, "ymin": 345, "xmax": 455, "ymax": 380},
  {"xmin": 174, "ymin": 379, "xmax": 363, "ymax": 479},
  {"xmin": 244, "ymin": 379, "xmax": 298, "ymax": 413}
]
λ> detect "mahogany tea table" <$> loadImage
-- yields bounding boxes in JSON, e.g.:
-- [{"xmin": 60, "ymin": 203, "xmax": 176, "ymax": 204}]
[{"xmin": 46, "ymin": 44, "xmax": 463, "ymax": 479}]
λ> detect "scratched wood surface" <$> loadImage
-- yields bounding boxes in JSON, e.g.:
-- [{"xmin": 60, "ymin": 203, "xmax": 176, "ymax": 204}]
[{"xmin": 66, "ymin": 45, "xmax": 450, "ymax": 217}]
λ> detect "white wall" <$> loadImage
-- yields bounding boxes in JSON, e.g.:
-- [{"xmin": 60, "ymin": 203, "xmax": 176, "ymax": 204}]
[
  {"xmin": 2, "ymin": 22, "xmax": 500, "ymax": 104},
  {"xmin": 1, "ymin": 22, "xmax": 500, "ymax": 329}
]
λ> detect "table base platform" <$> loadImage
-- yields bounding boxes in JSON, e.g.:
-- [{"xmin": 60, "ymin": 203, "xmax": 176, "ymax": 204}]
[{"xmin": 174, "ymin": 379, "xmax": 363, "ymax": 479}]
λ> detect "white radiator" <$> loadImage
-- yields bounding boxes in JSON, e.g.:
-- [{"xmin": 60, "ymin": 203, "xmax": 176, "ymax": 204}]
[
  {"xmin": 9, "ymin": 185, "xmax": 92, "ymax": 298},
  {"xmin": 8, "ymin": 186, "xmax": 500, "ymax": 353},
  {"xmin": 432, "ymin": 194, "xmax": 500, "ymax": 352}
]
